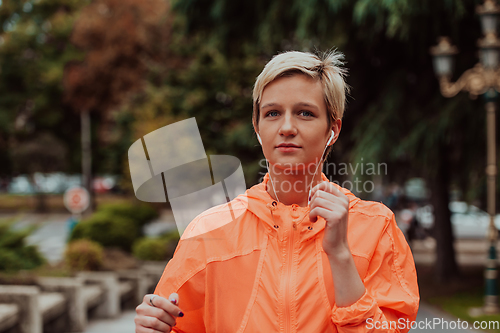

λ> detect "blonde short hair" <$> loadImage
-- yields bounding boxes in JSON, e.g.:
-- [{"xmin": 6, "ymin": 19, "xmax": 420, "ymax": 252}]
[{"xmin": 252, "ymin": 50, "xmax": 349, "ymax": 134}]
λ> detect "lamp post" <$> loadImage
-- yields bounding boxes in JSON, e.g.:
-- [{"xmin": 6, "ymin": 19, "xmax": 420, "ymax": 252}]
[{"xmin": 430, "ymin": 0, "xmax": 500, "ymax": 315}]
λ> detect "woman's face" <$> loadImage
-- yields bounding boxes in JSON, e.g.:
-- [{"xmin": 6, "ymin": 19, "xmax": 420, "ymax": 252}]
[{"xmin": 258, "ymin": 74, "xmax": 340, "ymax": 173}]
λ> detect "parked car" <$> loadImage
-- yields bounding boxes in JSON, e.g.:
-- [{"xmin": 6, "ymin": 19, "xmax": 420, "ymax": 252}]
[
  {"xmin": 7, "ymin": 173, "xmax": 118, "ymax": 194},
  {"xmin": 417, "ymin": 201, "xmax": 500, "ymax": 239}
]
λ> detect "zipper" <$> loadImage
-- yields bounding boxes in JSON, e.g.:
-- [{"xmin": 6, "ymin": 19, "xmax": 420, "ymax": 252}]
[
  {"xmin": 268, "ymin": 202, "xmax": 308, "ymax": 332},
  {"xmin": 284, "ymin": 213, "xmax": 294, "ymax": 332},
  {"xmin": 284, "ymin": 205, "xmax": 309, "ymax": 332}
]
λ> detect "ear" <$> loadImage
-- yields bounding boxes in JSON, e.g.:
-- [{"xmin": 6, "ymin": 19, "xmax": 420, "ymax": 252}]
[
  {"xmin": 328, "ymin": 119, "xmax": 342, "ymax": 146},
  {"xmin": 326, "ymin": 130, "xmax": 334, "ymax": 146},
  {"xmin": 256, "ymin": 133, "xmax": 262, "ymax": 145}
]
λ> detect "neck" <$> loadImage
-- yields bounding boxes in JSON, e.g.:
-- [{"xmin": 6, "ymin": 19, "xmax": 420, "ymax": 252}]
[{"xmin": 266, "ymin": 167, "xmax": 325, "ymax": 207}]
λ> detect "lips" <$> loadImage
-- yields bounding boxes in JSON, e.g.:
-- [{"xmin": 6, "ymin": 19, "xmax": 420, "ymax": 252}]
[{"xmin": 276, "ymin": 143, "xmax": 301, "ymax": 148}]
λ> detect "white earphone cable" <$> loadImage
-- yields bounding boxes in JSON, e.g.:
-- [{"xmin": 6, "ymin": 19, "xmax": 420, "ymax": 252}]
[
  {"xmin": 307, "ymin": 141, "xmax": 330, "ymax": 206},
  {"xmin": 265, "ymin": 158, "xmax": 281, "ymax": 203}
]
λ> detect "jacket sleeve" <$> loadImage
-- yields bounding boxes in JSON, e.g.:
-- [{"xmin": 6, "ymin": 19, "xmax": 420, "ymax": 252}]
[
  {"xmin": 330, "ymin": 213, "xmax": 420, "ymax": 332},
  {"xmin": 154, "ymin": 236, "xmax": 208, "ymax": 333}
]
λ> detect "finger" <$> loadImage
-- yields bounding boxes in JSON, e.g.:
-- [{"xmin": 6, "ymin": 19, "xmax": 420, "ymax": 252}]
[
  {"xmin": 310, "ymin": 193, "xmax": 348, "ymax": 222},
  {"xmin": 136, "ymin": 326, "xmax": 164, "ymax": 333},
  {"xmin": 145, "ymin": 294, "xmax": 184, "ymax": 318},
  {"xmin": 310, "ymin": 190, "xmax": 348, "ymax": 210},
  {"xmin": 309, "ymin": 181, "xmax": 331, "ymax": 200},
  {"xmin": 168, "ymin": 292, "xmax": 179, "ymax": 306},
  {"xmin": 310, "ymin": 181, "xmax": 342, "ymax": 199},
  {"xmin": 151, "ymin": 306, "xmax": 177, "ymax": 327},
  {"xmin": 309, "ymin": 206, "xmax": 332, "ymax": 223},
  {"xmin": 310, "ymin": 189, "xmax": 333, "ymax": 204},
  {"xmin": 135, "ymin": 314, "xmax": 171, "ymax": 332},
  {"xmin": 309, "ymin": 206, "xmax": 345, "ymax": 225},
  {"xmin": 309, "ymin": 195, "xmax": 344, "ymax": 212},
  {"xmin": 136, "ymin": 303, "xmax": 177, "ymax": 329},
  {"xmin": 310, "ymin": 183, "xmax": 348, "ymax": 206}
]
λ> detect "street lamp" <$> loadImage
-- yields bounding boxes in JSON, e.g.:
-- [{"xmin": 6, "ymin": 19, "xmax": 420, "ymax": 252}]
[{"xmin": 430, "ymin": 0, "xmax": 500, "ymax": 315}]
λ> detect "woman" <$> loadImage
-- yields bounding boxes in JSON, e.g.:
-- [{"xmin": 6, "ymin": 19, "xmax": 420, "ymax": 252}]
[{"xmin": 135, "ymin": 50, "xmax": 420, "ymax": 333}]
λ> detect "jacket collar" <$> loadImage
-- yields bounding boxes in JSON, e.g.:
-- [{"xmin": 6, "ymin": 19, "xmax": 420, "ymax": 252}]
[{"xmin": 245, "ymin": 172, "xmax": 360, "ymax": 236}]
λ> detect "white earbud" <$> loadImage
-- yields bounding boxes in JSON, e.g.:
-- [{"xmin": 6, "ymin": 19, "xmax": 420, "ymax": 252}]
[
  {"xmin": 326, "ymin": 130, "xmax": 335, "ymax": 146},
  {"xmin": 257, "ymin": 133, "xmax": 262, "ymax": 145}
]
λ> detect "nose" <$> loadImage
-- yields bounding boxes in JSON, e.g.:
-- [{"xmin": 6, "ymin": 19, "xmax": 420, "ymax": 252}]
[{"xmin": 278, "ymin": 112, "xmax": 297, "ymax": 137}]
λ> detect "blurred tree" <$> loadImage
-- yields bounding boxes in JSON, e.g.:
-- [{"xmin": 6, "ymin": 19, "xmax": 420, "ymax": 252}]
[
  {"xmin": 0, "ymin": 0, "xmax": 89, "ymax": 178},
  {"xmin": 63, "ymin": 0, "xmax": 170, "ymax": 209},
  {"xmin": 10, "ymin": 132, "xmax": 67, "ymax": 211}
]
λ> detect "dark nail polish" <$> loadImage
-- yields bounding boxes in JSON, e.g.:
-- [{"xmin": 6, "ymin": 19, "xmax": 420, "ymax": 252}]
[{"xmin": 178, "ymin": 311, "xmax": 184, "ymax": 317}]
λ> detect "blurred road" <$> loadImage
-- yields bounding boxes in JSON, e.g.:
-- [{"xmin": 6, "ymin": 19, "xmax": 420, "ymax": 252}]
[{"xmin": 4, "ymin": 213, "xmax": 71, "ymax": 264}]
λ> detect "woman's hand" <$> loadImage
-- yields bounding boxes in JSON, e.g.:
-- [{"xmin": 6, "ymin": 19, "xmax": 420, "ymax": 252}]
[
  {"xmin": 309, "ymin": 181, "xmax": 350, "ymax": 258},
  {"xmin": 135, "ymin": 293, "xmax": 184, "ymax": 333}
]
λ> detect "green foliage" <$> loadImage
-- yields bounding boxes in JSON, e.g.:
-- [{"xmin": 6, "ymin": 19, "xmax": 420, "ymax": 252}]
[
  {"xmin": 0, "ymin": 218, "xmax": 45, "ymax": 272},
  {"xmin": 171, "ymin": 0, "xmax": 472, "ymax": 53},
  {"xmin": 133, "ymin": 230, "xmax": 180, "ymax": 261},
  {"xmin": 132, "ymin": 237, "xmax": 169, "ymax": 261},
  {"xmin": 68, "ymin": 211, "xmax": 141, "ymax": 252},
  {"xmin": 98, "ymin": 202, "xmax": 159, "ymax": 227},
  {"xmin": 159, "ymin": 229, "xmax": 180, "ymax": 259},
  {"xmin": 68, "ymin": 201, "xmax": 158, "ymax": 253},
  {"xmin": 64, "ymin": 239, "xmax": 103, "ymax": 271},
  {"xmin": 0, "ymin": 0, "xmax": 89, "ymax": 176}
]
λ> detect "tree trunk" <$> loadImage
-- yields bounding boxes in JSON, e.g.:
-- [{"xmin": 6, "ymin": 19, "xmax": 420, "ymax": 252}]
[
  {"xmin": 81, "ymin": 110, "xmax": 93, "ymax": 214},
  {"xmin": 29, "ymin": 174, "xmax": 47, "ymax": 213},
  {"xmin": 428, "ymin": 142, "xmax": 459, "ymax": 283}
]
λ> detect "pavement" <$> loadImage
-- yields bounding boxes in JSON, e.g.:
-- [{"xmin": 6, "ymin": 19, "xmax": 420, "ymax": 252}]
[
  {"xmin": 80, "ymin": 310, "xmax": 136, "ymax": 333},
  {"xmin": 412, "ymin": 303, "xmax": 483, "ymax": 332},
  {"xmin": 2, "ymin": 211, "xmax": 497, "ymax": 332}
]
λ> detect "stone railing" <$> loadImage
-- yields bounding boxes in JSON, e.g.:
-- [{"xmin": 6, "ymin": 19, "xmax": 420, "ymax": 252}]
[{"xmin": 0, "ymin": 262, "xmax": 166, "ymax": 333}]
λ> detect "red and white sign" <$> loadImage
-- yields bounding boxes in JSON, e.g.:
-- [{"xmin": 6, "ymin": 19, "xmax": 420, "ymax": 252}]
[{"xmin": 64, "ymin": 186, "xmax": 90, "ymax": 214}]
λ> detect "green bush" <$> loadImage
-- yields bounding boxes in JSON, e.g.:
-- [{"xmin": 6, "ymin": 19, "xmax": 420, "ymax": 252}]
[
  {"xmin": 0, "ymin": 219, "xmax": 45, "ymax": 272},
  {"xmin": 133, "ymin": 238, "xmax": 169, "ymax": 261},
  {"xmin": 64, "ymin": 239, "xmax": 103, "ymax": 271},
  {"xmin": 133, "ymin": 230, "xmax": 180, "ymax": 261},
  {"xmin": 160, "ymin": 229, "xmax": 180, "ymax": 251},
  {"xmin": 98, "ymin": 202, "xmax": 159, "ymax": 227},
  {"xmin": 69, "ymin": 212, "xmax": 141, "ymax": 252}
]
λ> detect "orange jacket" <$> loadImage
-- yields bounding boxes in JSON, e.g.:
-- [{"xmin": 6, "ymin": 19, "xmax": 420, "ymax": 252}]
[{"xmin": 155, "ymin": 173, "xmax": 419, "ymax": 332}]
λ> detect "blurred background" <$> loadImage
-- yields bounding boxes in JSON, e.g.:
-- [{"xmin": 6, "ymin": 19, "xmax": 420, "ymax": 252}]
[{"xmin": 1, "ymin": 0, "xmax": 500, "ymax": 331}]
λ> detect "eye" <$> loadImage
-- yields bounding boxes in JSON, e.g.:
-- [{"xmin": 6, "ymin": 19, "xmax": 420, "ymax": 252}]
[
  {"xmin": 265, "ymin": 110, "xmax": 280, "ymax": 117},
  {"xmin": 299, "ymin": 110, "xmax": 314, "ymax": 117}
]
